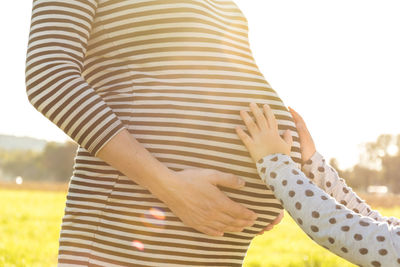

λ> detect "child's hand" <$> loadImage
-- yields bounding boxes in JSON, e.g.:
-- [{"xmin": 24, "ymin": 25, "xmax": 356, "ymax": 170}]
[
  {"xmin": 235, "ymin": 102, "xmax": 293, "ymax": 163},
  {"xmin": 287, "ymin": 107, "xmax": 316, "ymax": 164}
]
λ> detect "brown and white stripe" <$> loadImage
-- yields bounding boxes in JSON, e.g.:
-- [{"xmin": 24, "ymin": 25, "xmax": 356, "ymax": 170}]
[{"xmin": 25, "ymin": 0, "xmax": 302, "ymax": 266}]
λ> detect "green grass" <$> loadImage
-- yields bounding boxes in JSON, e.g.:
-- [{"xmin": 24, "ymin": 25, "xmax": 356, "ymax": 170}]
[
  {"xmin": 1, "ymin": 189, "xmax": 399, "ymax": 267},
  {"xmin": 244, "ymin": 206, "xmax": 400, "ymax": 267},
  {"xmin": 0, "ymin": 189, "xmax": 65, "ymax": 267}
]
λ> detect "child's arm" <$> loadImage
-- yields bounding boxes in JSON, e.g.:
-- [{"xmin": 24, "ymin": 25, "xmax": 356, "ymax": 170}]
[
  {"xmin": 288, "ymin": 107, "xmax": 400, "ymax": 226},
  {"xmin": 235, "ymin": 102, "xmax": 400, "ymax": 266},
  {"xmin": 302, "ymin": 150, "xmax": 400, "ymax": 226},
  {"xmin": 256, "ymin": 152, "xmax": 400, "ymax": 267}
]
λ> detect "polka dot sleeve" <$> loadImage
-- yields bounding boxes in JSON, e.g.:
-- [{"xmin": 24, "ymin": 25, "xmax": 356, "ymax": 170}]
[
  {"xmin": 302, "ymin": 151, "xmax": 400, "ymax": 226},
  {"xmin": 256, "ymin": 153, "xmax": 400, "ymax": 267}
]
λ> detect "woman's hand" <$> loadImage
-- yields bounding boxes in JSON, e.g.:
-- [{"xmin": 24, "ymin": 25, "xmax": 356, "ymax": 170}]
[
  {"xmin": 95, "ymin": 125, "xmax": 258, "ymax": 238},
  {"xmin": 158, "ymin": 168, "xmax": 259, "ymax": 237},
  {"xmin": 256, "ymin": 210, "xmax": 284, "ymax": 235},
  {"xmin": 288, "ymin": 107, "xmax": 316, "ymax": 163},
  {"xmin": 235, "ymin": 102, "xmax": 293, "ymax": 163}
]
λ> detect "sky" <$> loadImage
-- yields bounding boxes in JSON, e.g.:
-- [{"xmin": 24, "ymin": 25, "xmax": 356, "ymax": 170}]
[{"xmin": 1, "ymin": 0, "xmax": 400, "ymax": 169}]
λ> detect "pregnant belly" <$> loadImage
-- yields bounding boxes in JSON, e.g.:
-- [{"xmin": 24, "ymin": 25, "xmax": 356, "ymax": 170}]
[{"xmin": 101, "ymin": 86, "xmax": 301, "ymax": 236}]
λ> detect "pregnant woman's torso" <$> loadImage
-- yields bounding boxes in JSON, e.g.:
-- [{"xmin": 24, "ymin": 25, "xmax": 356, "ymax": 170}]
[{"xmin": 64, "ymin": 0, "xmax": 302, "ymax": 266}]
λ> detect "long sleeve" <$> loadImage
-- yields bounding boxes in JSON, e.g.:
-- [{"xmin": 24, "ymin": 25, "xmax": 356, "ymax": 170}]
[
  {"xmin": 25, "ymin": 0, "xmax": 127, "ymax": 157},
  {"xmin": 256, "ymin": 153, "xmax": 400, "ymax": 267},
  {"xmin": 302, "ymin": 151, "xmax": 400, "ymax": 226}
]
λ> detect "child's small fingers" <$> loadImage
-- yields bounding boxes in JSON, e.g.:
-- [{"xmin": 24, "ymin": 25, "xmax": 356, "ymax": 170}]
[
  {"xmin": 263, "ymin": 104, "xmax": 278, "ymax": 130},
  {"xmin": 249, "ymin": 102, "xmax": 269, "ymax": 131},
  {"xmin": 240, "ymin": 110, "xmax": 259, "ymax": 137},
  {"xmin": 235, "ymin": 126, "xmax": 253, "ymax": 147},
  {"xmin": 283, "ymin": 129, "xmax": 293, "ymax": 147}
]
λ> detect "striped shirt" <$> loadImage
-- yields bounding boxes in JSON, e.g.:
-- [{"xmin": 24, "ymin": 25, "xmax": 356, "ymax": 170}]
[{"xmin": 25, "ymin": 0, "xmax": 302, "ymax": 266}]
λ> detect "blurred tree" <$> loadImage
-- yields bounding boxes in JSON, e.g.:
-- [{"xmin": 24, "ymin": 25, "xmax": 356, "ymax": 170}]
[
  {"xmin": 396, "ymin": 134, "xmax": 400, "ymax": 151},
  {"xmin": 351, "ymin": 134, "xmax": 399, "ymax": 193},
  {"xmin": 0, "ymin": 133, "xmax": 399, "ymax": 189},
  {"xmin": 381, "ymin": 154, "xmax": 400, "ymax": 193},
  {"xmin": 40, "ymin": 141, "xmax": 77, "ymax": 181},
  {"xmin": 346, "ymin": 164, "xmax": 381, "ymax": 191},
  {"xmin": 329, "ymin": 158, "xmax": 343, "ymax": 178},
  {"xmin": 0, "ymin": 141, "xmax": 77, "ymax": 182},
  {"xmin": 362, "ymin": 134, "xmax": 394, "ymax": 169},
  {"xmin": 0, "ymin": 148, "xmax": 44, "ymax": 180}
]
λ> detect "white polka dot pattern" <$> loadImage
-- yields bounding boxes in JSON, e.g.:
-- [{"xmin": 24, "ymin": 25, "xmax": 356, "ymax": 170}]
[{"xmin": 256, "ymin": 153, "xmax": 400, "ymax": 267}]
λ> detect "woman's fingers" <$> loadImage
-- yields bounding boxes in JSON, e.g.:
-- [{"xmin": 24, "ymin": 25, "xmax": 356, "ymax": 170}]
[
  {"xmin": 288, "ymin": 107, "xmax": 317, "ymax": 162},
  {"xmin": 263, "ymin": 104, "xmax": 278, "ymax": 130},
  {"xmin": 288, "ymin": 107, "xmax": 308, "ymax": 138},
  {"xmin": 170, "ymin": 168, "xmax": 259, "ymax": 236},
  {"xmin": 214, "ymin": 212, "xmax": 255, "ymax": 229},
  {"xmin": 288, "ymin": 107, "xmax": 312, "ymax": 141},
  {"xmin": 288, "ymin": 106, "xmax": 305, "ymax": 127},
  {"xmin": 258, "ymin": 210, "xmax": 285, "ymax": 235},
  {"xmin": 249, "ymin": 102, "xmax": 269, "ymax": 131},
  {"xmin": 240, "ymin": 109, "xmax": 259, "ymax": 138},
  {"xmin": 208, "ymin": 169, "xmax": 246, "ymax": 189},
  {"xmin": 218, "ymin": 194, "xmax": 258, "ymax": 221},
  {"xmin": 283, "ymin": 129, "xmax": 293, "ymax": 147},
  {"xmin": 196, "ymin": 225, "xmax": 224, "ymax": 237},
  {"xmin": 209, "ymin": 220, "xmax": 245, "ymax": 233},
  {"xmin": 271, "ymin": 211, "xmax": 284, "ymax": 226},
  {"xmin": 199, "ymin": 219, "xmax": 249, "ymax": 236}
]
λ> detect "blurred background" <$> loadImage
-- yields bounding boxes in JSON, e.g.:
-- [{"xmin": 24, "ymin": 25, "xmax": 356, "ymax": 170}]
[{"xmin": 1, "ymin": 0, "xmax": 399, "ymax": 266}]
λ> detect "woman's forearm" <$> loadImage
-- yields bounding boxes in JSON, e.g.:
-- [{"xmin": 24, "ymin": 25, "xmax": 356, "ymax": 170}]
[
  {"xmin": 95, "ymin": 128, "xmax": 175, "ymax": 201},
  {"xmin": 94, "ymin": 127, "xmax": 258, "ymax": 237}
]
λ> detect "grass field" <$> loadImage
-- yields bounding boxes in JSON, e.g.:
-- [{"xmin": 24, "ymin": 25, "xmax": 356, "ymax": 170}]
[{"xmin": 1, "ymin": 188, "xmax": 399, "ymax": 267}]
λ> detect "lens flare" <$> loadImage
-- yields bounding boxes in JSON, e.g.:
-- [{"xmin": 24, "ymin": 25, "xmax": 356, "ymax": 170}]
[
  {"xmin": 131, "ymin": 240, "xmax": 144, "ymax": 251},
  {"xmin": 149, "ymin": 207, "xmax": 165, "ymax": 220},
  {"xmin": 140, "ymin": 207, "xmax": 166, "ymax": 231},
  {"xmin": 15, "ymin": 176, "xmax": 23, "ymax": 185}
]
